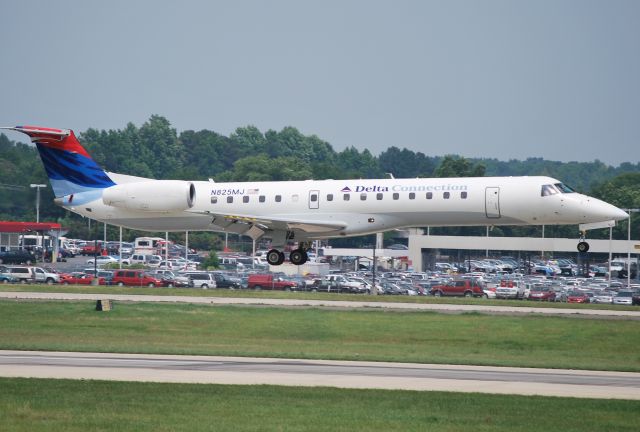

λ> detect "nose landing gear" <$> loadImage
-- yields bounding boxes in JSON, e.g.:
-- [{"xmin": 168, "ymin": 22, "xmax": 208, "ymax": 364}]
[{"xmin": 577, "ymin": 231, "xmax": 590, "ymax": 253}]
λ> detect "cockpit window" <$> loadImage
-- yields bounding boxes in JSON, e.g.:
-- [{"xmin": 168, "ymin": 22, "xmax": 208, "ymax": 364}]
[
  {"xmin": 554, "ymin": 183, "xmax": 575, "ymax": 193},
  {"xmin": 541, "ymin": 185, "xmax": 559, "ymax": 196}
]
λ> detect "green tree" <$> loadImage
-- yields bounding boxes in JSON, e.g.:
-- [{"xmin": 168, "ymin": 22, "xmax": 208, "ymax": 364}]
[
  {"xmin": 201, "ymin": 249, "xmax": 220, "ymax": 269},
  {"xmin": 435, "ymin": 155, "xmax": 485, "ymax": 178}
]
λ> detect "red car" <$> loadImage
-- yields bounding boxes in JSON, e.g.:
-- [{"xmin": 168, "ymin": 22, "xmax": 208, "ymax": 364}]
[
  {"xmin": 528, "ymin": 286, "xmax": 556, "ymax": 301},
  {"xmin": 567, "ymin": 291, "xmax": 591, "ymax": 304},
  {"xmin": 60, "ymin": 272, "xmax": 106, "ymax": 285}
]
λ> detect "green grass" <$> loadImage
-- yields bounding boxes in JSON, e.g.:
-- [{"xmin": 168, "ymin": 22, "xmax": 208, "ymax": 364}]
[
  {"xmin": 1, "ymin": 378, "xmax": 639, "ymax": 432},
  {"xmin": 2, "ymin": 284, "xmax": 638, "ymax": 311},
  {"xmin": 1, "ymin": 300, "xmax": 640, "ymax": 371}
]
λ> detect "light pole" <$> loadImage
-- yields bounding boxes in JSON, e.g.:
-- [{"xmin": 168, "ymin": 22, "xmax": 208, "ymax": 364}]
[{"xmin": 30, "ymin": 184, "xmax": 47, "ymax": 223}]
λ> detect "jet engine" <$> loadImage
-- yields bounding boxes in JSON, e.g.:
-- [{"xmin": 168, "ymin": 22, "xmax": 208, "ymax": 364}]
[{"xmin": 102, "ymin": 180, "xmax": 195, "ymax": 212}]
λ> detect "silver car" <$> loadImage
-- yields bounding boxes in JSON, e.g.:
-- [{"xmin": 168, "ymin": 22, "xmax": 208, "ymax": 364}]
[
  {"xmin": 613, "ymin": 291, "xmax": 634, "ymax": 305},
  {"xmin": 591, "ymin": 291, "xmax": 614, "ymax": 304}
]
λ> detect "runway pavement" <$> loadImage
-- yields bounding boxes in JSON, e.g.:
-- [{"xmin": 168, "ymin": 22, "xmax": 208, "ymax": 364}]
[
  {"xmin": 1, "ymin": 350, "xmax": 639, "ymax": 400},
  {"xmin": 2, "ymin": 291, "xmax": 640, "ymax": 318}
]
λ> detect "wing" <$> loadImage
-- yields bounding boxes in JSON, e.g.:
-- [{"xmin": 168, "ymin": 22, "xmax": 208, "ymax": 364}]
[{"xmin": 186, "ymin": 209, "xmax": 347, "ymax": 240}]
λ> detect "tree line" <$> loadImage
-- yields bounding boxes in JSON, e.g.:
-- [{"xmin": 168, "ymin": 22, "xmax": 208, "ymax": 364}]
[{"xmin": 1, "ymin": 115, "xmax": 639, "ymax": 245}]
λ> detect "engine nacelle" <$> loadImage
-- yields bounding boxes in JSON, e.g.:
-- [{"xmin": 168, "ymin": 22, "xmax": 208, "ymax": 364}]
[{"xmin": 102, "ymin": 180, "xmax": 195, "ymax": 212}]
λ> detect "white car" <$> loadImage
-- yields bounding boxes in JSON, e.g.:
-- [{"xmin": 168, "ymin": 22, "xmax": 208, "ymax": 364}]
[
  {"xmin": 86, "ymin": 255, "xmax": 119, "ymax": 266},
  {"xmin": 483, "ymin": 288, "xmax": 497, "ymax": 299}
]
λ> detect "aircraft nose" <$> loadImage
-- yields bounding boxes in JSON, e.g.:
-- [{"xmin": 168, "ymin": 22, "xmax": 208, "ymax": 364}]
[
  {"xmin": 612, "ymin": 206, "xmax": 630, "ymax": 221},
  {"xmin": 588, "ymin": 199, "xmax": 628, "ymax": 222}
]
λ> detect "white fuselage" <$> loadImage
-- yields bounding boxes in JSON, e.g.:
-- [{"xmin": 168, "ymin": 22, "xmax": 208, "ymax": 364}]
[{"xmin": 60, "ymin": 175, "xmax": 628, "ymax": 241}]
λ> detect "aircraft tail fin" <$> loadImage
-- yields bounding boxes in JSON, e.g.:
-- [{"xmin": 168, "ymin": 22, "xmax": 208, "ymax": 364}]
[{"xmin": 0, "ymin": 125, "xmax": 115, "ymax": 198}]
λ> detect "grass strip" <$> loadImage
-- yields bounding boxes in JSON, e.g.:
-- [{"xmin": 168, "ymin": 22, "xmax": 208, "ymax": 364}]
[
  {"xmin": 1, "ymin": 300, "xmax": 639, "ymax": 371},
  {"xmin": 1, "ymin": 284, "xmax": 637, "ymax": 311},
  {"xmin": 1, "ymin": 378, "xmax": 639, "ymax": 432}
]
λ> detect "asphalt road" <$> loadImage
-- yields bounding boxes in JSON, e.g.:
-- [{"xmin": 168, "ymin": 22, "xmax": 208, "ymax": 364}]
[{"xmin": 1, "ymin": 350, "xmax": 639, "ymax": 400}]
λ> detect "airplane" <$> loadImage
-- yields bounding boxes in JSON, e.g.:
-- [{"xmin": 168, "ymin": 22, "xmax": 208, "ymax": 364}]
[{"xmin": 1, "ymin": 125, "xmax": 629, "ymax": 266}]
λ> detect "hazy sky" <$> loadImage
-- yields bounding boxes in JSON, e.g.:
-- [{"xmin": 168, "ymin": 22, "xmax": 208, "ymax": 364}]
[{"xmin": 1, "ymin": 1, "xmax": 638, "ymax": 165}]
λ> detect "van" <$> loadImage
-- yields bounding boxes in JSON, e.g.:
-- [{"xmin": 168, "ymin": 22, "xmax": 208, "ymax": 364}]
[
  {"xmin": 112, "ymin": 270, "xmax": 163, "ymax": 287},
  {"xmin": 181, "ymin": 272, "xmax": 217, "ymax": 289}
]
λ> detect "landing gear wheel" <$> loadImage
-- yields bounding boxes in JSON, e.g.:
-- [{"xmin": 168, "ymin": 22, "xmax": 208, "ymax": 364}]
[
  {"xmin": 577, "ymin": 241, "xmax": 590, "ymax": 253},
  {"xmin": 267, "ymin": 249, "xmax": 282, "ymax": 266},
  {"xmin": 289, "ymin": 249, "xmax": 308, "ymax": 265},
  {"xmin": 266, "ymin": 249, "xmax": 286, "ymax": 266}
]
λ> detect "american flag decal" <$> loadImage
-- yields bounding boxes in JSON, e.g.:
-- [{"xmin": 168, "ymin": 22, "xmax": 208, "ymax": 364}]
[{"xmin": 247, "ymin": 188, "xmax": 259, "ymax": 194}]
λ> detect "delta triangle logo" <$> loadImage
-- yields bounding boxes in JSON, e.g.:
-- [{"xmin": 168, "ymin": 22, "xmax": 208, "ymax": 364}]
[{"xmin": 341, "ymin": 186, "xmax": 352, "ymax": 192}]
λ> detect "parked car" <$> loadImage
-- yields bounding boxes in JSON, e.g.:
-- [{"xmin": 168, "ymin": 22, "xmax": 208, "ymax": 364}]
[
  {"xmin": 181, "ymin": 272, "xmax": 217, "ymax": 289},
  {"xmin": 495, "ymin": 280, "xmax": 527, "ymax": 299},
  {"xmin": 592, "ymin": 291, "xmax": 615, "ymax": 304},
  {"xmin": 613, "ymin": 291, "xmax": 634, "ymax": 305},
  {"xmin": 33, "ymin": 267, "xmax": 60, "ymax": 284},
  {"xmin": 111, "ymin": 270, "xmax": 163, "ymax": 287},
  {"xmin": 212, "ymin": 272, "xmax": 242, "ymax": 289},
  {"xmin": 566, "ymin": 291, "xmax": 591, "ymax": 304},
  {"xmin": 247, "ymin": 274, "xmax": 296, "ymax": 290},
  {"xmin": 528, "ymin": 286, "xmax": 556, "ymax": 301},
  {"xmin": 0, "ymin": 250, "xmax": 36, "ymax": 265},
  {"xmin": 632, "ymin": 291, "xmax": 640, "ymax": 306},
  {"xmin": 81, "ymin": 242, "xmax": 104, "ymax": 256},
  {"xmin": 86, "ymin": 255, "xmax": 119, "ymax": 266},
  {"xmin": 149, "ymin": 270, "xmax": 190, "ymax": 287},
  {"xmin": 430, "ymin": 279, "xmax": 485, "ymax": 297},
  {"xmin": 0, "ymin": 273, "xmax": 18, "ymax": 283},
  {"xmin": 60, "ymin": 272, "xmax": 106, "ymax": 285},
  {"xmin": 5, "ymin": 266, "xmax": 35, "ymax": 283}
]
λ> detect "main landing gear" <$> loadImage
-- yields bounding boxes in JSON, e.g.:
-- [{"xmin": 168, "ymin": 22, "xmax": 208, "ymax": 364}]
[{"xmin": 266, "ymin": 245, "xmax": 310, "ymax": 266}]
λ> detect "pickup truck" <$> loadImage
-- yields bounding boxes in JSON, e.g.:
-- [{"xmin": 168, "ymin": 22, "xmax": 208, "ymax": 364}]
[
  {"xmin": 495, "ymin": 280, "xmax": 527, "ymax": 299},
  {"xmin": 430, "ymin": 279, "xmax": 485, "ymax": 297}
]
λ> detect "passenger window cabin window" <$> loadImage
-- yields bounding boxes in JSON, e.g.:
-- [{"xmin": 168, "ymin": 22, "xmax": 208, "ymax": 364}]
[
  {"xmin": 376, "ymin": 193, "xmax": 383, "ymax": 200},
  {"xmin": 443, "ymin": 192, "xmax": 450, "ymax": 199},
  {"xmin": 343, "ymin": 194, "xmax": 350, "ymax": 201},
  {"xmin": 310, "ymin": 194, "xmax": 318, "ymax": 202},
  {"xmin": 227, "ymin": 196, "xmax": 233, "ymax": 203},
  {"xmin": 409, "ymin": 192, "xmax": 415, "ymax": 200},
  {"xmin": 275, "ymin": 195, "xmax": 282, "ymax": 202},
  {"xmin": 259, "ymin": 195, "xmax": 266, "ymax": 203},
  {"xmin": 461, "ymin": 191, "xmax": 467, "ymax": 199},
  {"xmin": 243, "ymin": 196, "xmax": 249, "ymax": 203},
  {"xmin": 393, "ymin": 193, "xmax": 399, "ymax": 200},
  {"xmin": 327, "ymin": 194, "xmax": 334, "ymax": 201},
  {"xmin": 211, "ymin": 196, "xmax": 218, "ymax": 204},
  {"xmin": 360, "ymin": 193, "xmax": 367, "ymax": 201},
  {"xmin": 426, "ymin": 192, "xmax": 433, "ymax": 199},
  {"xmin": 292, "ymin": 194, "xmax": 299, "ymax": 202}
]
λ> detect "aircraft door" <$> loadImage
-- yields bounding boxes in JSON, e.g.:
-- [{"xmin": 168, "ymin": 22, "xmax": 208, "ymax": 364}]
[
  {"xmin": 485, "ymin": 187, "xmax": 501, "ymax": 218},
  {"xmin": 309, "ymin": 190, "xmax": 320, "ymax": 209}
]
